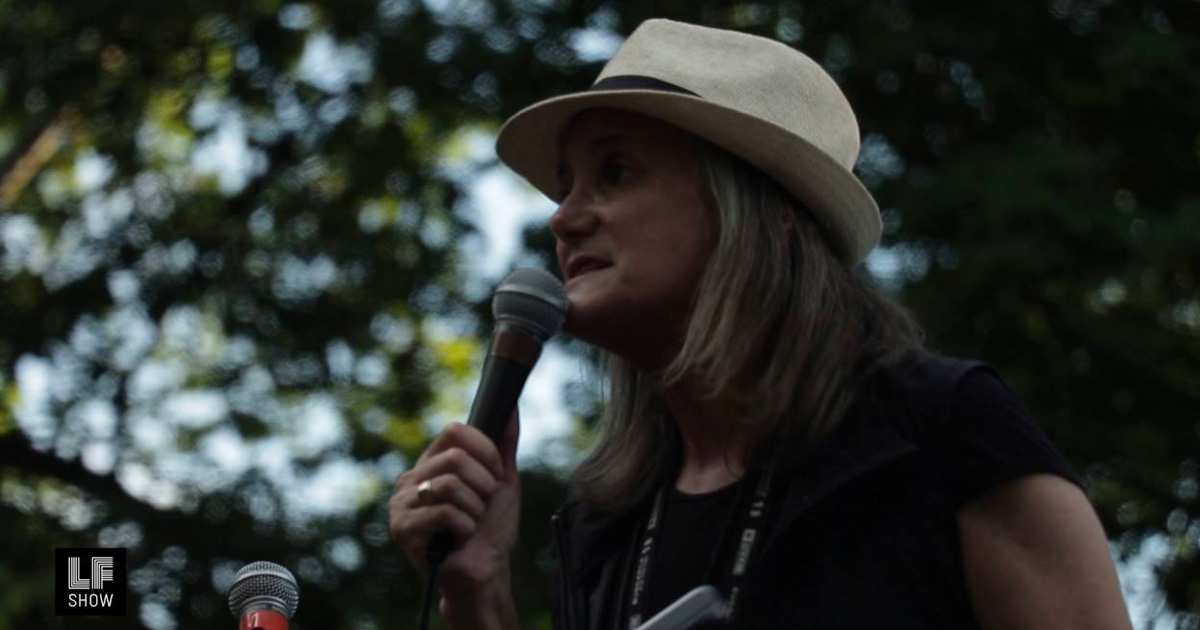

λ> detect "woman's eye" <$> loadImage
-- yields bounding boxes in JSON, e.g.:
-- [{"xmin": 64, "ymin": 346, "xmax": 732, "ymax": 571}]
[{"xmin": 602, "ymin": 161, "xmax": 629, "ymax": 184}]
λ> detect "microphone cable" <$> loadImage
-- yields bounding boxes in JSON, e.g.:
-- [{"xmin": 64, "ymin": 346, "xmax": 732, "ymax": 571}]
[
  {"xmin": 418, "ymin": 532, "xmax": 453, "ymax": 630},
  {"xmin": 417, "ymin": 562, "xmax": 441, "ymax": 630}
]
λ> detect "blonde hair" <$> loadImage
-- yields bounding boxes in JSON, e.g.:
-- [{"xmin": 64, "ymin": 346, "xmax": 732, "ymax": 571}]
[{"xmin": 569, "ymin": 137, "xmax": 925, "ymax": 512}]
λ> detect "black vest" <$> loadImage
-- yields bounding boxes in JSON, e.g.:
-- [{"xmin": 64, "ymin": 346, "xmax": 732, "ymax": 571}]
[{"xmin": 550, "ymin": 355, "xmax": 995, "ymax": 630}]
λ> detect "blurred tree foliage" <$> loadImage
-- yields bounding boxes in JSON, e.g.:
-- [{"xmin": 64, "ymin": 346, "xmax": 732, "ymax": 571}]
[{"xmin": 0, "ymin": 0, "xmax": 1197, "ymax": 628}]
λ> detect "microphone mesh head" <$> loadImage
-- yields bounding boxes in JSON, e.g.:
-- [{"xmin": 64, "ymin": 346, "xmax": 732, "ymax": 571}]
[
  {"xmin": 228, "ymin": 561, "xmax": 299, "ymax": 619},
  {"xmin": 493, "ymin": 268, "xmax": 568, "ymax": 340}
]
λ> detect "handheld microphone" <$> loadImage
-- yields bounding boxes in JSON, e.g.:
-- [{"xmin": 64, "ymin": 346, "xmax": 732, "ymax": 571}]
[
  {"xmin": 467, "ymin": 267, "xmax": 569, "ymax": 441},
  {"xmin": 415, "ymin": 268, "xmax": 567, "ymax": 630},
  {"xmin": 228, "ymin": 561, "xmax": 299, "ymax": 630},
  {"xmin": 425, "ymin": 267, "xmax": 567, "ymax": 564}
]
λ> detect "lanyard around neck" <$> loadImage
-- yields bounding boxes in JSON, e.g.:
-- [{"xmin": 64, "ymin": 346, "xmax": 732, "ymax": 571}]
[{"xmin": 624, "ymin": 459, "xmax": 779, "ymax": 629}]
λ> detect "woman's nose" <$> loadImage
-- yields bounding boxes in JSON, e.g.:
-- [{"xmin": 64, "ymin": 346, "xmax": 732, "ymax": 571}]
[{"xmin": 548, "ymin": 190, "xmax": 599, "ymax": 242}]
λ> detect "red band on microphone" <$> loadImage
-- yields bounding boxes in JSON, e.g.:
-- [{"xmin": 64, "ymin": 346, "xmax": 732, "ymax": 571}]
[{"xmin": 241, "ymin": 610, "xmax": 289, "ymax": 630}]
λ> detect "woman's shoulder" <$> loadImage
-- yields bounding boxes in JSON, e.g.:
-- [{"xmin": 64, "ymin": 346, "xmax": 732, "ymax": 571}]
[
  {"xmin": 863, "ymin": 351, "xmax": 1081, "ymax": 506},
  {"xmin": 865, "ymin": 351, "xmax": 1016, "ymax": 420},
  {"xmin": 852, "ymin": 351, "xmax": 1024, "ymax": 463},
  {"xmin": 875, "ymin": 351, "xmax": 992, "ymax": 398}
]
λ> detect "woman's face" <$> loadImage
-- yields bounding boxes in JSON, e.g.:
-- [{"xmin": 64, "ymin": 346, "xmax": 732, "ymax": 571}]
[{"xmin": 550, "ymin": 108, "xmax": 716, "ymax": 369}]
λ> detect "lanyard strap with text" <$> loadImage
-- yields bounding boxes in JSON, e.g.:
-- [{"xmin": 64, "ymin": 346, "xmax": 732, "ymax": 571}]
[{"xmin": 625, "ymin": 459, "xmax": 778, "ymax": 629}]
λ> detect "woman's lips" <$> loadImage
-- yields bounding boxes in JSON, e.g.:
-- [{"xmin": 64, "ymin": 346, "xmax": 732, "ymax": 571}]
[
  {"xmin": 567, "ymin": 262, "xmax": 611, "ymax": 283},
  {"xmin": 566, "ymin": 256, "xmax": 612, "ymax": 280}
]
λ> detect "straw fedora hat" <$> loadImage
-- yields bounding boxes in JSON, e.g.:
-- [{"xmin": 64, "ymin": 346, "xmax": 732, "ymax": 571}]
[{"xmin": 495, "ymin": 18, "xmax": 880, "ymax": 266}]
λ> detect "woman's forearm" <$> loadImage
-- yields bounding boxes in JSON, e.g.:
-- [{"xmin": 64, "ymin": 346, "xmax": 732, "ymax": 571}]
[{"xmin": 439, "ymin": 571, "xmax": 520, "ymax": 630}]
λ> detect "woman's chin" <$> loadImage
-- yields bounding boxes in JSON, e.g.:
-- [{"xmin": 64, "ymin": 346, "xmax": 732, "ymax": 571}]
[
  {"xmin": 562, "ymin": 306, "xmax": 618, "ymax": 349},
  {"xmin": 561, "ymin": 305, "xmax": 598, "ymax": 341},
  {"xmin": 562, "ymin": 281, "xmax": 609, "ymax": 327},
  {"xmin": 562, "ymin": 308, "xmax": 676, "ymax": 369}
]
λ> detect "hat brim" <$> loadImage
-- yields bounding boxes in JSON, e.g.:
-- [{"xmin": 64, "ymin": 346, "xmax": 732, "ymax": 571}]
[{"xmin": 495, "ymin": 89, "xmax": 881, "ymax": 265}]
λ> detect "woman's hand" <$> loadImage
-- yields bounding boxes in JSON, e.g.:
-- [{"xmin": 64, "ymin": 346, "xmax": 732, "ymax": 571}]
[{"xmin": 389, "ymin": 411, "xmax": 522, "ymax": 603}]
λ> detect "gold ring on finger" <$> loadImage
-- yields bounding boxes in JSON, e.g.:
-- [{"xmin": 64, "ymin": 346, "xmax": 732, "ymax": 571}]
[{"xmin": 416, "ymin": 479, "xmax": 435, "ymax": 506}]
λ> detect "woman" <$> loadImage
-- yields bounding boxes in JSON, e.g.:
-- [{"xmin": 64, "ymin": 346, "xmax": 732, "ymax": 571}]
[{"xmin": 389, "ymin": 19, "xmax": 1132, "ymax": 629}]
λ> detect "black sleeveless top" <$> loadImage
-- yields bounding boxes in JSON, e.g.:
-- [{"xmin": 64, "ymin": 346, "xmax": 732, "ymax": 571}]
[
  {"xmin": 645, "ymin": 481, "xmax": 744, "ymax": 618},
  {"xmin": 552, "ymin": 356, "xmax": 1082, "ymax": 629}
]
